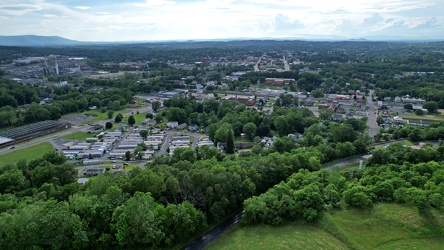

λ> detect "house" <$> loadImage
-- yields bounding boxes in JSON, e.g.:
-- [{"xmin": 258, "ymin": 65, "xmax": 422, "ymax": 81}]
[
  {"xmin": 159, "ymin": 91, "xmax": 181, "ymax": 98},
  {"xmin": 265, "ymin": 78, "xmax": 295, "ymax": 86},
  {"xmin": 393, "ymin": 116, "xmax": 403, "ymax": 123},
  {"xmin": 288, "ymin": 133, "xmax": 303, "ymax": 139},
  {"xmin": 332, "ymin": 114, "xmax": 344, "ymax": 122},
  {"xmin": 244, "ymin": 99, "xmax": 256, "ymax": 106},
  {"xmin": 142, "ymin": 118, "xmax": 157, "ymax": 126},
  {"xmin": 167, "ymin": 121, "xmax": 179, "ymax": 128},
  {"xmin": 128, "ymin": 100, "xmax": 138, "ymax": 108},
  {"xmin": 318, "ymin": 103, "xmax": 330, "ymax": 109},
  {"xmin": 401, "ymin": 96, "xmax": 426, "ymax": 104},
  {"xmin": 83, "ymin": 160, "xmax": 101, "ymax": 166},
  {"xmin": 188, "ymin": 124, "xmax": 199, "ymax": 131},
  {"xmin": 84, "ymin": 168, "xmax": 105, "ymax": 176},
  {"xmin": 177, "ymin": 123, "xmax": 187, "ymax": 130},
  {"xmin": 217, "ymin": 142, "xmax": 252, "ymax": 151},
  {"xmin": 77, "ymin": 178, "xmax": 89, "ymax": 184}
]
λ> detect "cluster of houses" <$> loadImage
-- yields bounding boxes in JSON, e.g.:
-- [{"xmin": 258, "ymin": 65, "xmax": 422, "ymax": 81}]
[
  {"xmin": 168, "ymin": 135, "xmax": 192, "ymax": 156},
  {"xmin": 109, "ymin": 128, "xmax": 155, "ymax": 160},
  {"xmin": 62, "ymin": 140, "xmax": 113, "ymax": 161},
  {"xmin": 144, "ymin": 130, "xmax": 165, "ymax": 151},
  {"xmin": 318, "ymin": 93, "xmax": 368, "ymax": 121},
  {"xmin": 166, "ymin": 121, "xmax": 199, "ymax": 132}
]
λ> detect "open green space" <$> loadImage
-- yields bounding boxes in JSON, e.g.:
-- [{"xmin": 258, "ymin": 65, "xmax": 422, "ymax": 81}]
[
  {"xmin": 82, "ymin": 109, "xmax": 125, "ymax": 124},
  {"xmin": 121, "ymin": 113, "xmax": 147, "ymax": 125},
  {"xmin": 372, "ymin": 140, "xmax": 413, "ymax": 150},
  {"xmin": 208, "ymin": 203, "xmax": 444, "ymax": 250},
  {"xmin": 400, "ymin": 110, "xmax": 444, "ymax": 122},
  {"xmin": 0, "ymin": 142, "xmax": 53, "ymax": 166},
  {"xmin": 256, "ymin": 84, "xmax": 282, "ymax": 90},
  {"xmin": 208, "ymin": 224, "xmax": 349, "ymax": 250},
  {"xmin": 59, "ymin": 131, "xmax": 92, "ymax": 141}
]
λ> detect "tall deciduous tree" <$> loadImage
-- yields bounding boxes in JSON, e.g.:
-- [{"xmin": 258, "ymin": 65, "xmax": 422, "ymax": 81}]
[
  {"xmin": 128, "ymin": 115, "xmax": 135, "ymax": 126},
  {"xmin": 152, "ymin": 101, "xmax": 161, "ymax": 112},
  {"xmin": 243, "ymin": 122, "xmax": 257, "ymax": 141},
  {"xmin": 105, "ymin": 122, "xmax": 113, "ymax": 129},
  {"xmin": 107, "ymin": 110, "xmax": 114, "ymax": 118},
  {"xmin": 423, "ymin": 101, "xmax": 438, "ymax": 114},
  {"xmin": 115, "ymin": 113, "xmax": 123, "ymax": 123}
]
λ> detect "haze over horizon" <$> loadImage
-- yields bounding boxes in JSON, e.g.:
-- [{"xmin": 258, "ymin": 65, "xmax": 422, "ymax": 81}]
[{"xmin": 1, "ymin": 0, "xmax": 443, "ymax": 42}]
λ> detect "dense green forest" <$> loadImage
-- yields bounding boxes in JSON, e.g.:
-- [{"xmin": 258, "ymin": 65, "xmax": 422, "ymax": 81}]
[
  {"xmin": 243, "ymin": 143, "xmax": 444, "ymax": 225},
  {"xmin": 1, "ymin": 134, "xmax": 443, "ymax": 248}
]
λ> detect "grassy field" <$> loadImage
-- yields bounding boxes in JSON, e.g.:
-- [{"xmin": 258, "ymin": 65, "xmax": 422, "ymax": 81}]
[
  {"xmin": 208, "ymin": 224, "xmax": 349, "ymax": 250},
  {"xmin": 121, "ymin": 113, "xmax": 147, "ymax": 125},
  {"xmin": 59, "ymin": 131, "xmax": 92, "ymax": 140},
  {"xmin": 400, "ymin": 109, "xmax": 444, "ymax": 122},
  {"xmin": 325, "ymin": 203, "xmax": 444, "ymax": 249},
  {"xmin": 82, "ymin": 109, "xmax": 125, "ymax": 124},
  {"xmin": 0, "ymin": 142, "xmax": 53, "ymax": 166},
  {"xmin": 207, "ymin": 203, "xmax": 444, "ymax": 250}
]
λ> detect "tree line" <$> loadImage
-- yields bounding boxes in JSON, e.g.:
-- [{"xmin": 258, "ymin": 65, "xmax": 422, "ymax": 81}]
[{"xmin": 242, "ymin": 143, "xmax": 444, "ymax": 225}]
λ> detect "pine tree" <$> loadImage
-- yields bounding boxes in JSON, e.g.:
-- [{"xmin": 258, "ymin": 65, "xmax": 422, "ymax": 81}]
[{"xmin": 226, "ymin": 129, "xmax": 234, "ymax": 154}]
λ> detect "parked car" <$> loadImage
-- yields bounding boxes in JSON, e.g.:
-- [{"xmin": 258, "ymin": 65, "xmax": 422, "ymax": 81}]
[{"xmin": 9, "ymin": 146, "xmax": 15, "ymax": 149}]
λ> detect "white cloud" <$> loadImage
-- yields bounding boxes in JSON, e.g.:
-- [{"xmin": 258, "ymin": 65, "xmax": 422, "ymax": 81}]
[
  {"xmin": 0, "ymin": 0, "xmax": 442, "ymax": 41},
  {"xmin": 0, "ymin": 4, "xmax": 43, "ymax": 16},
  {"xmin": 75, "ymin": 6, "xmax": 90, "ymax": 10},
  {"xmin": 43, "ymin": 13, "xmax": 57, "ymax": 18},
  {"xmin": 133, "ymin": 0, "xmax": 176, "ymax": 8}
]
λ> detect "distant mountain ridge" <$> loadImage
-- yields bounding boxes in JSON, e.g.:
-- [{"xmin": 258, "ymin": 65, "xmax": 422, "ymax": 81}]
[
  {"xmin": 0, "ymin": 35, "xmax": 85, "ymax": 47},
  {"xmin": 1, "ymin": 35, "xmax": 442, "ymax": 47}
]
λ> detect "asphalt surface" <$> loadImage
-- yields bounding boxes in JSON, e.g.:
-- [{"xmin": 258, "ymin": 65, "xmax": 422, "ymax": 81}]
[
  {"xmin": 254, "ymin": 55, "xmax": 262, "ymax": 72},
  {"xmin": 181, "ymin": 211, "xmax": 244, "ymax": 250},
  {"xmin": 367, "ymin": 90, "xmax": 379, "ymax": 139},
  {"xmin": 283, "ymin": 56, "xmax": 290, "ymax": 71}
]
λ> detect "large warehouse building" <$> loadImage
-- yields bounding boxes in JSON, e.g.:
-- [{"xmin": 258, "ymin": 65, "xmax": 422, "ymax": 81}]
[{"xmin": 0, "ymin": 120, "xmax": 70, "ymax": 148}]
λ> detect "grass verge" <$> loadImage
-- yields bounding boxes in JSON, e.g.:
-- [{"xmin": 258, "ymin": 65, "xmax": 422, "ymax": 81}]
[
  {"xmin": 59, "ymin": 131, "xmax": 92, "ymax": 140},
  {"xmin": 0, "ymin": 142, "xmax": 53, "ymax": 166},
  {"xmin": 207, "ymin": 222, "xmax": 349, "ymax": 250},
  {"xmin": 207, "ymin": 203, "xmax": 444, "ymax": 250},
  {"xmin": 400, "ymin": 110, "xmax": 444, "ymax": 122}
]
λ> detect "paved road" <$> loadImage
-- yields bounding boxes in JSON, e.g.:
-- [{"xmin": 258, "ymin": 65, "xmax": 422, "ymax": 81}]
[
  {"xmin": 254, "ymin": 55, "xmax": 263, "ymax": 72},
  {"xmin": 367, "ymin": 90, "xmax": 379, "ymax": 139},
  {"xmin": 156, "ymin": 131, "xmax": 206, "ymax": 156},
  {"xmin": 181, "ymin": 211, "xmax": 243, "ymax": 250},
  {"xmin": 324, "ymin": 154, "xmax": 372, "ymax": 170},
  {"xmin": 283, "ymin": 56, "xmax": 290, "ymax": 71},
  {"xmin": 156, "ymin": 132, "xmax": 172, "ymax": 156}
]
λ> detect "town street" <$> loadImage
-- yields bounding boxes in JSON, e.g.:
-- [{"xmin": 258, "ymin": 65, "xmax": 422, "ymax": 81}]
[{"xmin": 367, "ymin": 89, "xmax": 379, "ymax": 139}]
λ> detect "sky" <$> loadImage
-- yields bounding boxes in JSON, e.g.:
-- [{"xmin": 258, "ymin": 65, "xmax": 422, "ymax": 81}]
[{"xmin": 0, "ymin": 0, "xmax": 443, "ymax": 41}]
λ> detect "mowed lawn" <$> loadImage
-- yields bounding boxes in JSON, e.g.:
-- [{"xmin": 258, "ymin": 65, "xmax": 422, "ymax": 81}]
[
  {"xmin": 207, "ymin": 224, "xmax": 349, "ymax": 250},
  {"xmin": 121, "ymin": 113, "xmax": 147, "ymax": 125},
  {"xmin": 0, "ymin": 142, "xmax": 53, "ymax": 166},
  {"xmin": 328, "ymin": 203, "xmax": 444, "ymax": 249},
  {"xmin": 207, "ymin": 203, "xmax": 444, "ymax": 250},
  {"xmin": 59, "ymin": 131, "xmax": 92, "ymax": 140},
  {"xmin": 82, "ymin": 109, "xmax": 125, "ymax": 124},
  {"xmin": 400, "ymin": 109, "xmax": 444, "ymax": 122}
]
